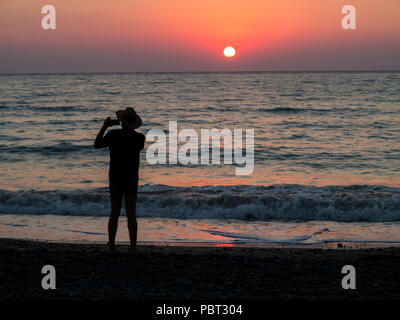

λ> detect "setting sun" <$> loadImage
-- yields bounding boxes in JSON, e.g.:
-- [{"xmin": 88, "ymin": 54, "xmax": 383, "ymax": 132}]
[{"xmin": 223, "ymin": 46, "xmax": 236, "ymax": 58}]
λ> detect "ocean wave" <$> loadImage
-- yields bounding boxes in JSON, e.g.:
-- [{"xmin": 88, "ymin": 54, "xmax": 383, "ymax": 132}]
[
  {"xmin": 0, "ymin": 142, "xmax": 91, "ymax": 155},
  {"xmin": 34, "ymin": 106, "xmax": 81, "ymax": 112},
  {"xmin": 259, "ymin": 107, "xmax": 330, "ymax": 114},
  {"xmin": 0, "ymin": 184, "xmax": 399, "ymax": 222}
]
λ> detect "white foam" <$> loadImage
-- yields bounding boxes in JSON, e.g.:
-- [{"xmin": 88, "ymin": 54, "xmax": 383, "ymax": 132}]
[{"xmin": 0, "ymin": 184, "xmax": 399, "ymax": 222}]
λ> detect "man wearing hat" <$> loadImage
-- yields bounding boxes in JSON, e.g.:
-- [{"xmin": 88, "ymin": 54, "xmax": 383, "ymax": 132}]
[{"xmin": 94, "ymin": 107, "xmax": 145, "ymax": 253}]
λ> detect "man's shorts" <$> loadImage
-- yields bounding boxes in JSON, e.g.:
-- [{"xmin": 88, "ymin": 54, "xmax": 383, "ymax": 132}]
[{"xmin": 109, "ymin": 178, "xmax": 138, "ymax": 192}]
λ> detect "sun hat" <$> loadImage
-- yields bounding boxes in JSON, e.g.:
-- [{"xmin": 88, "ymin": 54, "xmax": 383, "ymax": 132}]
[{"xmin": 116, "ymin": 107, "xmax": 142, "ymax": 130}]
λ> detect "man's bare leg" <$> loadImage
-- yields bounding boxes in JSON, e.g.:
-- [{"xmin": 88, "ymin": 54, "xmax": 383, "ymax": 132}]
[
  {"xmin": 108, "ymin": 188, "xmax": 123, "ymax": 252},
  {"xmin": 125, "ymin": 185, "xmax": 138, "ymax": 253}
]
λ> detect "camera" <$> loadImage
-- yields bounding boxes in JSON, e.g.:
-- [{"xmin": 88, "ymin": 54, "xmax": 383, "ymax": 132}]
[{"xmin": 110, "ymin": 119, "xmax": 120, "ymax": 126}]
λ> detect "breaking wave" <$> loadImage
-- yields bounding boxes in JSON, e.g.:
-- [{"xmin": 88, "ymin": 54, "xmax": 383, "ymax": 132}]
[{"xmin": 0, "ymin": 184, "xmax": 399, "ymax": 222}]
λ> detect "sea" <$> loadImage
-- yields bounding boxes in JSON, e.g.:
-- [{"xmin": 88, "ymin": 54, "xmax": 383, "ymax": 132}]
[{"xmin": 0, "ymin": 72, "xmax": 399, "ymax": 247}]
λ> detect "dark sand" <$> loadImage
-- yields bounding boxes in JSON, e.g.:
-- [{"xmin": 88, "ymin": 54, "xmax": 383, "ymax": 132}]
[{"xmin": 1, "ymin": 238, "xmax": 400, "ymax": 300}]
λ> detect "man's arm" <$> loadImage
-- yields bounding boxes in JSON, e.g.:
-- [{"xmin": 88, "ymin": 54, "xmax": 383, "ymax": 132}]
[
  {"xmin": 139, "ymin": 133, "xmax": 145, "ymax": 150},
  {"xmin": 94, "ymin": 117, "xmax": 112, "ymax": 149}
]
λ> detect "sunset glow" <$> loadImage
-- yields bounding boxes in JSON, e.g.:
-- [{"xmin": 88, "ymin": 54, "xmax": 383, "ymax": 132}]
[{"xmin": 0, "ymin": 0, "xmax": 399, "ymax": 72}]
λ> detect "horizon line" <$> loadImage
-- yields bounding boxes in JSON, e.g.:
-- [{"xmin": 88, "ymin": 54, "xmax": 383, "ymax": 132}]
[{"xmin": 1, "ymin": 69, "xmax": 400, "ymax": 76}]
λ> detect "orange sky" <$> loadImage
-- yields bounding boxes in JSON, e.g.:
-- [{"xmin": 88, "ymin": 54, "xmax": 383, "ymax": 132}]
[{"xmin": 1, "ymin": 0, "xmax": 399, "ymax": 72}]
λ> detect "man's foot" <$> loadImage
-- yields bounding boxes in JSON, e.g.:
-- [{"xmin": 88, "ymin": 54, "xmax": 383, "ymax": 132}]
[
  {"xmin": 107, "ymin": 242, "xmax": 117, "ymax": 253},
  {"xmin": 130, "ymin": 246, "xmax": 138, "ymax": 254}
]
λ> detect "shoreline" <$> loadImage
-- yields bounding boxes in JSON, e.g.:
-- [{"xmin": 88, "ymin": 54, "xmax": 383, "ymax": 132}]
[
  {"xmin": 2, "ymin": 238, "xmax": 400, "ymax": 299},
  {"xmin": 3, "ymin": 214, "xmax": 400, "ymax": 249},
  {"xmin": 5, "ymin": 237, "xmax": 400, "ymax": 250}
]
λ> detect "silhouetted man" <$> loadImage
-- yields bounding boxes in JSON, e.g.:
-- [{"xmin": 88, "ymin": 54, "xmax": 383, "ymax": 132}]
[{"xmin": 94, "ymin": 107, "xmax": 145, "ymax": 253}]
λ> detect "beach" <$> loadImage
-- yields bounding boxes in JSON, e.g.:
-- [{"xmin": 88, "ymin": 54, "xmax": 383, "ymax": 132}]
[{"xmin": 2, "ymin": 238, "xmax": 400, "ymax": 300}]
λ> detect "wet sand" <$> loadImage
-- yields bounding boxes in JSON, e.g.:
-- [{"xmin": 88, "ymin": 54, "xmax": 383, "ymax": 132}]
[{"xmin": 1, "ymin": 238, "xmax": 400, "ymax": 300}]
